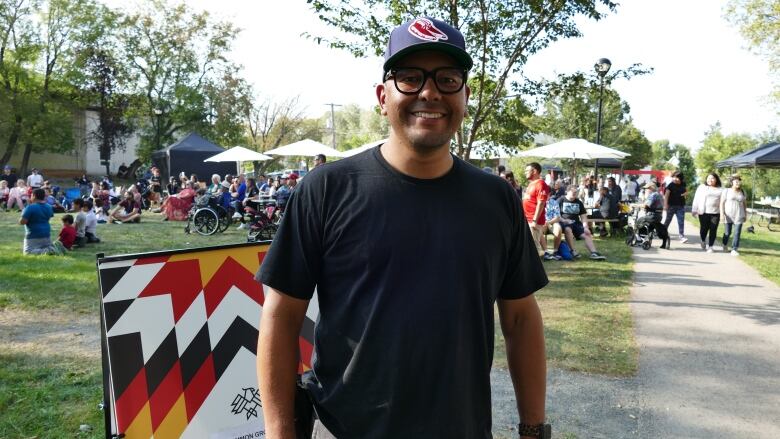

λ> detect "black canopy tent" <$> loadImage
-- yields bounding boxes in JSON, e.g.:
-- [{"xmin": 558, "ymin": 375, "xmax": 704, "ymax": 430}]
[
  {"xmin": 716, "ymin": 141, "xmax": 780, "ymax": 212},
  {"xmin": 151, "ymin": 132, "xmax": 234, "ymax": 182},
  {"xmin": 716, "ymin": 141, "xmax": 780, "ymax": 169}
]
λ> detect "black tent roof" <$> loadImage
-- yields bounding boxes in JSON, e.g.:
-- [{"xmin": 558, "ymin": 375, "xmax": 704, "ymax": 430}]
[
  {"xmin": 160, "ymin": 132, "xmax": 226, "ymax": 153},
  {"xmin": 717, "ymin": 141, "xmax": 780, "ymax": 169}
]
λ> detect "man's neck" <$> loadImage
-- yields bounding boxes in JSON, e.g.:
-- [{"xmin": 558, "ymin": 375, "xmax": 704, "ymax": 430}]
[{"xmin": 380, "ymin": 134, "xmax": 454, "ymax": 179}]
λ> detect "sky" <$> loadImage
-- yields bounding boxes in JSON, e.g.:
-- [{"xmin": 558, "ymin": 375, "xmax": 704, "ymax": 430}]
[{"xmin": 104, "ymin": 0, "xmax": 778, "ymax": 152}]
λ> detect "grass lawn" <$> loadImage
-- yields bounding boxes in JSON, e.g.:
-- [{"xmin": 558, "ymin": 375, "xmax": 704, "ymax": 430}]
[
  {"xmin": 0, "ymin": 210, "xmax": 638, "ymax": 437},
  {"xmin": 688, "ymin": 214, "xmax": 780, "ymax": 286}
]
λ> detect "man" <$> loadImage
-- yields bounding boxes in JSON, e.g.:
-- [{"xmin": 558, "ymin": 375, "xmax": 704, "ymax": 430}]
[
  {"xmin": 606, "ymin": 177, "xmax": 622, "ymax": 204},
  {"xmin": 314, "ymin": 154, "xmax": 327, "ymax": 168},
  {"xmin": 109, "ymin": 191, "xmax": 141, "ymax": 223},
  {"xmin": 541, "ymin": 195, "xmax": 564, "ymax": 261},
  {"xmin": 558, "ymin": 186, "xmax": 607, "ymax": 260},
  {"xmin": 273, "ymin": 173, "xmax": 297, "ymax": 210},
  {"xmin": 592, "ymin": 186, "xmax": 618, "ymax": 237},
  {"xmin": 258, "ymin": 174, "xmax": 269, "ymax": 192},
  {"xmin": 522, "ymin": 162, "xmax": 550, "ymax": 257},
  {"xmin": 257, "ymin": 17, "xmax": 549, "ymax": 439},
  {"xmin": 148, "ymin": 166, "xmax": 163, "ymax": 208},
  {"xmin": 663, "ymin": 171, "xmax": 688, "ymax": 243},
  {"xmin": 640, "ymin": 183, "xmax": 670, "ymax": 249},
  {"xmin": 27, "ymin": 168, "xmax": 43, "ymax": 189}
]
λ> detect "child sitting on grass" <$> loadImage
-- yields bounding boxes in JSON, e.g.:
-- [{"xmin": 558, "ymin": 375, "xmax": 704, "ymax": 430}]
[
  {"xmin": 58, "ymin": 214, "xmax": 76, "ymax": 250},
  {"xmin": 72, "ymin": 198, "xmax": 87, "ymax": 247},
  {"xmin": 0, "ymin": 180, "xmax": 8, "ymax": 210},
  {"xmin": 84, "ymin": 199, "xmax": 101, "ymax": 243}
]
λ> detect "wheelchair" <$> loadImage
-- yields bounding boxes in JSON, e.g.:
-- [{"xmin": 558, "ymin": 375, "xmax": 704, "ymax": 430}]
[
  {"xmin": 184, "ymin": 195, "xmax": 231, "ymax": 236},
  {"xmin": 244, "ymin": 198, "xmax": 281, "ymax": 242}
]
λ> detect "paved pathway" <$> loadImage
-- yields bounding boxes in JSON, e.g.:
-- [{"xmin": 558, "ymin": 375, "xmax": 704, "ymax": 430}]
[{"xmin": 631, "ymin": 220, "xmax": 780, "ymax": 438}]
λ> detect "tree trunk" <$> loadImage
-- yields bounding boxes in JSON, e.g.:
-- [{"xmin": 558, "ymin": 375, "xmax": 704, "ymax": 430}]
[
  {"xmin": 0, "ymin": 115, "xmax": 23, "ymax": 167},
  {"xmin": 20, "ymin": 142, "xmax": 33, "ymax": 176}
]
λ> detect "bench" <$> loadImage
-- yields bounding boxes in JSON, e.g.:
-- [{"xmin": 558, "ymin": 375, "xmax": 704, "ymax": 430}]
[
  {"xmin": 586, "ymin": 217, "xmax": 623, "ymax": 236},
  {"xmin": 747, "ymin": 207, "xmax": 779, "ymax": 231}
]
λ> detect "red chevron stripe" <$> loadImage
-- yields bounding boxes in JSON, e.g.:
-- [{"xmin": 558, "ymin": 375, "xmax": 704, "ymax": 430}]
[
  {"xmin": 149, "ymin": 361, "xmax": 183, "ymax": 431},
  {"xmin": 204, "ymin": 257, "xmax": 264, "ymax": 317},
  {"xmin": 184, "ymin": 353, "xmax": 216, "ymax": 421},
  {"xmin": 139, "ymin": 259, "xmax": 203, "ymax": 322},
  {"xmin": 298, "ymin": 337, "xmax": 314, "ymax": 373},
  {"xmin": 134, "ymin": 255, "xmax": 170, "ymax": 265},
  {"xmin": 115, "ymin": 367, "xmax": 148, "ymax": 433}
]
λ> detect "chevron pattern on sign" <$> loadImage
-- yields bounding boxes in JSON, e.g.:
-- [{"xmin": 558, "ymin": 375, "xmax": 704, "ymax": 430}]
[{"xmin": 99, "ymin": 244, "xmax": 317, "ymax": 438}]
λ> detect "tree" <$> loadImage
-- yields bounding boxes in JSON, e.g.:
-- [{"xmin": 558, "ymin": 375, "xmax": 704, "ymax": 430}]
[
  {"xmin": 305, "ymin": 0, "xmax": 617, "ymax": 158},
  {"xmin": 320, "ymin": 104, "xmax": 389, "ymax": 151},
  {"xmin": 695, "ymin": 122, "xmax": 755, "ymax": 176},
  {"xmin": 726, "ymin": 0, "xmax": 780, "ymax": 105},
  {"xmin": 530, "ymin": 69, "xmax": 653, "ymax": 169},
  {"xmin": 119, "ymin": 0, "xmax": 240, "ymax": 161}
]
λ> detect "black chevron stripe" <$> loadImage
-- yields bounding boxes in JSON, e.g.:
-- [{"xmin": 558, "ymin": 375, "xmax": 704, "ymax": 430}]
[
  {"xmin": 104, "ymin": 299, "xmax": 135, "ymax": 332},
  {"xmin": 144, "ymin": 329, "xmax": 179, "ymax": 396},
  {"xmin": 211, "ymin": 317, "xmax": 257, "ymax": 381},
  {"xmin": 107, "ymin": 332, "xmax": 144, "ymax": 399},
  {"xmin": 180, "ymin": 323, "xmax": 211, "ymax": 388},
  {"xmin": 99, "ymin": 265, "xmax": 132, "ymax": 297}
]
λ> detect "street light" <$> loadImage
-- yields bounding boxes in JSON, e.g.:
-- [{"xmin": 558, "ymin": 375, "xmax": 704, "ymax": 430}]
[
  {"xmin": 153, "ymin": 108, "xmax": 163, "ymax": 150},
  {"xmin": 594, "ymin": 58, "xmax": 611, "ymax": 179}
]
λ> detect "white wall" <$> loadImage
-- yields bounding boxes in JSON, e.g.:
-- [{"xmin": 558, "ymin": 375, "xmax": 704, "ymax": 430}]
[{"xmin": 84, "ymin": 110, "xmax": 142, "ymax": 176}]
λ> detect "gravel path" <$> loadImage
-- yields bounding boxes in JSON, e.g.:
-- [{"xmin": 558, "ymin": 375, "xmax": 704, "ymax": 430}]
[{"xmin": 491, "ymin": 220, "xmax": 780, "ymax": 438}]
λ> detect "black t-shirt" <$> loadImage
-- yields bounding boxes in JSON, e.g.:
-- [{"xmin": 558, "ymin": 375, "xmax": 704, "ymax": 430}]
[
  {"xmin": 559, "ymin": 197, "xmax": 586, "ymax": 222},
  {"xmin": 666, "ymin": 182, "xmax": 686, "ymax": 206},
  {"xmin": 258, "ymin": 146, "xmax": 548, "ymax": 439},
  {"xmin": 150, "ymin": 175, "xmax": 162, "ymax": 193},
  {"xmin": 2, "ymin": 172, "xmax": 17, "ymax": 188}
]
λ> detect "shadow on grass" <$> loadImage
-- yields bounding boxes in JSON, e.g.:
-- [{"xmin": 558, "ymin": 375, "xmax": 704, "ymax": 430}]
[{"xmin": 0, "ymin": 352, "xmax": 103, "ymax": 439}]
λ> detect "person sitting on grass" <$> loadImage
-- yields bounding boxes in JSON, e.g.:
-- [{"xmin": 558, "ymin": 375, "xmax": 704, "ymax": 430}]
[
  {"xmin": 558, "ymin": 186, "xmax": 607, "ymax": 260},
  {"xmin": 43, "ymin": 188, "xmax": 65, "ymax": 213},
  {"xmin": 7, "ymin": 179, "xmax": 27, "ymax": 211},
  {"xmin": 58, "ymin": 214, "xmax": 76, "ymax": 250},
  {"xmin": 19, "ymin": 188, "xmax": 64, "ymax": 255},
  {"xmin": 109, "ymin": 191, "xmax": 141, "ymax": 224},
  {"xmin": 72, "ymin": 198, "xmax": 87, "ymax": 247},
  {"xmin": 0, "ymin": 180, "xmax": 9, "ymax": 209},
  {"xmin": 84, "ymin": 199, "xmax": 101, "ymax": 243}
]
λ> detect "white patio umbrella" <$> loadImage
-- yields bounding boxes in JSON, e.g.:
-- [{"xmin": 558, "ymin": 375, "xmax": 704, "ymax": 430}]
[
  {"xmin": 204, "ymin": 145, "xmax": 272, "ymax": 176},
  {"xmin": 342, "ymin": 139, "xmax": 386, "ymax": 157},
  {"xmin": 264, "ymin": 139, "xmax": 345, "ymax": 157},
  {"xmin": 515, "ymin": 138, "xmax": 630, "ymax": 160}
]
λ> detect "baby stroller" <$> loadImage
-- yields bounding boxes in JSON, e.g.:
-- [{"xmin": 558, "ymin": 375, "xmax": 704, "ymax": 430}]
[{"xmin": 625, "ymin": 206, "xmax": 655, "ymax": 250}]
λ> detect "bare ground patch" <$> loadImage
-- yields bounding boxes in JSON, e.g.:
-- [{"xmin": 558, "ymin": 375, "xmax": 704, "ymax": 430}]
[{"xmin": 0, "ymin": 307, "xmax": 101, "ymax": 360}]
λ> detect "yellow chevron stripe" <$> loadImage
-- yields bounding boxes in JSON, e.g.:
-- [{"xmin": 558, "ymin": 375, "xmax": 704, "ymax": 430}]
[
  {"xmin": 169, "ymin": 244, "xmax": 270, "ymax": 286},
  {"xmin": 153, "ymin": 394, "xmax": 187, "ymax": 439},
  {"xmin": 124, "ymin": 401, "xmax": 152, "ymax": 439}
]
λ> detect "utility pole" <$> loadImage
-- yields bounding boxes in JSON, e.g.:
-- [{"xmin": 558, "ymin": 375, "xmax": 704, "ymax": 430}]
[{"xmin": 325, "ymin": 103, "xmax": 342, "ymax": 149}]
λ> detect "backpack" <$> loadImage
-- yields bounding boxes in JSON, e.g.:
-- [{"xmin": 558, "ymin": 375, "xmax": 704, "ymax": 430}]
[{"xmin": 558, "ymin": 241, "xmax": 574, "ymax": 260}]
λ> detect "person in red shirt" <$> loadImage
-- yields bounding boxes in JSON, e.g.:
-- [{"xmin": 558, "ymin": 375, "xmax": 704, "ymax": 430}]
[
  {"xmin": 58, "ymin": 214, "xmax": 76, "ymax": 250},
  {"xmin": 522, "ymin": 162, "xmax": 550, "ymax": 257}
]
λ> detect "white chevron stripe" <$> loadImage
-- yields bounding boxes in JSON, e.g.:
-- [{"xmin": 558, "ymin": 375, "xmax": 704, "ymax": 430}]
[
  {"xmin": 175, "ymin": 291, "xmax": 208, "ymax": 356},
  {"xmin": 208, "ymin": 286, "xmax": 262, "ymax": 350},
  {"xmin": 103, "ymin": 263, "xmax": 165, "ymax": 303},
  {"xmin": 98, "ymin": 259, "xmax": 136, "ymax": 270},
  {"xmin": 106, "ymin": 295, "xmax": 174, "ymax": 363}
]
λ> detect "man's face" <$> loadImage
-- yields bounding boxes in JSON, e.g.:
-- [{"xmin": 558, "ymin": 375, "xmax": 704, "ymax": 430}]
[
  {"xmin": 607, "ymin": 179, "xmax": 615, "ymax": 188},
  {"xmin": 566, "ymin": 189, "xmax": 577, "ymax": 200},
  {"xmin": 376, "ymin": 50, "xmax": 469, "ymax": 153},
  {"xmin": 524, "ymin": 166, "xmax": 537, "ymax": 180}
]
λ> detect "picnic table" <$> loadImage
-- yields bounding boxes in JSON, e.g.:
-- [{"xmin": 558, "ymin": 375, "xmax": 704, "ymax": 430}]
[{"xmin": 748, "ymin": 199, "xmax": 780, "ymax": 231}]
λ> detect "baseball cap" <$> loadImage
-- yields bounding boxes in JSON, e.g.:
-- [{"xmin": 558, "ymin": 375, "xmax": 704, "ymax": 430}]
[
  {"xmin": 383, "ymin": 17, "xmax": 473, "ymax": 72},
  {"xmin": 287, "ymin": 173, "xmax": 299, "ymax": 180},
  {"xmin": 3, "ymin": 165, "xmax": 10, "ymax": 170},
  {"xmin": 643, "ymin": 183, "xmax": 657, "ymax": 190}
]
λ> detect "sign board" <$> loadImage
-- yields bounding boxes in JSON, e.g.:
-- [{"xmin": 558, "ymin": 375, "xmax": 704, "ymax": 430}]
[{"xmin": 97, "ymin": 242, "xmax": 318, "ymax": 438}]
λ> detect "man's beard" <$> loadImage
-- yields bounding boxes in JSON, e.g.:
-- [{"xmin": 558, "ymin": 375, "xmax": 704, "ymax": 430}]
[{"xmin": 404, "ymin": 129, "xmax": 454, "ymax": 154}]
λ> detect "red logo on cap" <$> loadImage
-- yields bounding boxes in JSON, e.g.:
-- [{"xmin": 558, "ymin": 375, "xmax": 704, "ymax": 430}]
[{"xmin": 408, "ymin": 18, "xmax": 449, "ymax": 42}]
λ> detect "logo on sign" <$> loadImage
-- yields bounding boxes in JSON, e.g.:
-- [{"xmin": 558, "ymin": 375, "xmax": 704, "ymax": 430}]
[
  {"xmin": 231, "ymin": 387, "xmax": 262, "ymax": 420},
  {"xmin": 408, "ymin": 18, "xmax": 449, "ymax": 42}
]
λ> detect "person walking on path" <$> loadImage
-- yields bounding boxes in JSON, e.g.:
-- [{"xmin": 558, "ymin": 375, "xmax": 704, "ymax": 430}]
[
  {"xmin": 256, "ymin": 17, "xmax": 550, "ymax": 439},
  {"xmin": 691, "ymin": 172, "xmax": 723, "ymax": 252},
  {"xmin": 720, "ymin": 174, "xmax": 747, "ymax": 256},
  {"xmin": 663, "ymin": 170, "xmax": 688, "ymax": 243}
]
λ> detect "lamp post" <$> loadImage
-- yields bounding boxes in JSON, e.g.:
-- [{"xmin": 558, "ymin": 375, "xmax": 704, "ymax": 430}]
[
  {"xmin": 153, "ymin": 108, "xmax": 163, "ymax": 150},
  {"xmin": 594, "ymin": 58, "xmax": 611, "ymax": 180}
]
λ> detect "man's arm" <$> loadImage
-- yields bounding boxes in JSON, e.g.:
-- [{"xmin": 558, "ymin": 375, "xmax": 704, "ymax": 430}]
[
  {"xmin": 498, "ymin": 295, "xmax": 546, "ymax": 437},
  {"xmin": 257, "ymin": 288, "xmax": 309, "ymax": 439},
  {"xmin": 663, "ymin": 190, "xmax": 670, "ymax": 210},
  {"xmin": 532, "ymin": 197, "xmax": 546, "ymax": 225}
]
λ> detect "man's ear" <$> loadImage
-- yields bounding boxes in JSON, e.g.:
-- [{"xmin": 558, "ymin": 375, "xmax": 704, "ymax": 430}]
[{"xmin": 376, "ymin": 84, "xmax": 388, "ymax": 115}]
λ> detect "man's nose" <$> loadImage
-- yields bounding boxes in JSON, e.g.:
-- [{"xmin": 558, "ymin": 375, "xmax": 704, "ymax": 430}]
[{"xmin": 417, "ymin": 76, "xmax": 442, "ymax": 101}]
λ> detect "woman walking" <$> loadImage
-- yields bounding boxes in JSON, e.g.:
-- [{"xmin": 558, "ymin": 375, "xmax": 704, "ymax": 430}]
[
  {"xmin": 691, "ymin": 172, "xmax": 724, "ymax": 253},
  {"xmin": 720, "ymin": 175, "xmax": 747, "ymax": 256},
  {"xmin": 663, "ymin": 171, "xmax": 688, "ymax": 242}
]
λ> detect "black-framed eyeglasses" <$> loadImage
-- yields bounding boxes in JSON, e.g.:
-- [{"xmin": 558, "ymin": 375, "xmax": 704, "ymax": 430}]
[{"xmin": 384, "ymin": 67, "xmax": 467, "ymax": 95}]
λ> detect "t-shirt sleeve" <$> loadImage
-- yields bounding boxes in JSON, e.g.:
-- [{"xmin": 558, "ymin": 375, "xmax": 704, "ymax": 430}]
[
  {"xmin": 257, "ymin": 180, "xmax": 322, "ymax": 300},
  {"xmin": 498, "ymin": 189, "xmax": 549, "ymax": 300}
]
